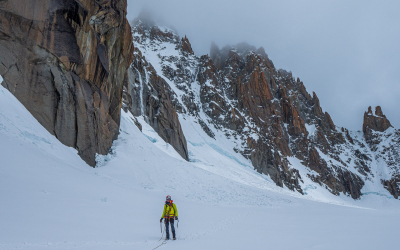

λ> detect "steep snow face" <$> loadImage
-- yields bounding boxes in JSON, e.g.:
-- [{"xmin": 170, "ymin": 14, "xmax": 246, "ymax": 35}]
[
  {"xmin": 1, "ymin": 84, "xmax": 400, "ymax": 250},
  {"xmin": 128, "ymin": 19, "xmax": 400, "ymax": 200}
]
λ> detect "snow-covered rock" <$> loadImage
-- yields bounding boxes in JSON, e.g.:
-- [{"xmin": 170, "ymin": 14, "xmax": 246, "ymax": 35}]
[{"xmin": 125, "ymin": 16, "xmax": 400, "ymax": 200}]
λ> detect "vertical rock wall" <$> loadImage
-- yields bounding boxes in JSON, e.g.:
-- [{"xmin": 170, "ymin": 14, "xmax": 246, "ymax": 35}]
[
  {"xmin": 123, "ymin": 49, "xmax": 189, "ymax": 161},
  {"xmin": 0, "ymin": 0, "xmax": 134, "ymax": 166}
]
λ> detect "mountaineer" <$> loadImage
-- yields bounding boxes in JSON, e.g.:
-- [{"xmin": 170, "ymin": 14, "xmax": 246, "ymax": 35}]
[{"xmin": 160, "ymin": 195, "xmax": 178, "ymax": 240}]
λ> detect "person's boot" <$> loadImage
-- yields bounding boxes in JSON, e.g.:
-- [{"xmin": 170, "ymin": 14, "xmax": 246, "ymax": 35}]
[{"xmin": 173, "ymin": 237, "xmax": 176, "ymax": 240}]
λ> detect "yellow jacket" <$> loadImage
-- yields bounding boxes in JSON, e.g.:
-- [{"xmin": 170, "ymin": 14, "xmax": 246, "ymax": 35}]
[{"xmin": 161, "ymin": 202, "xmax": 178, "ymax": 218}]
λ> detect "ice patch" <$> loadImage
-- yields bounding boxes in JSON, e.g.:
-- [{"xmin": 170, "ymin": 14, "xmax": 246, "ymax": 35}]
[
  {"xmin": 303, "ymin": 184, "xmax": 318, "ymax": 195},
  {"xmin": 188, "ymin": 141, "xmax": 205, "ymax": 147},
  {"xmin": 362, "ymin": 192, "xmax": 395, "ymax": 199},
  {"xmin": 208, "ymin": 143, "xmax": 250, "ymax": 167},
  {"xmin": 95, "ymin": 146, "xmax": 117, "ymax": 167},
  {"xmin": 20, "ymin": 131, "xmax": 51, "ymax": 145},
  {"xmin": 143, "ymin": 134, "xmax": 157, "ymax": 143}
]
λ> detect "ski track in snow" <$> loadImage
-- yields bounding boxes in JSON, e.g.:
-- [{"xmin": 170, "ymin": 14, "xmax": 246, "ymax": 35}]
[{"xmin": 1, "ymin": 83, "xmax": 400, "ymax": 250}]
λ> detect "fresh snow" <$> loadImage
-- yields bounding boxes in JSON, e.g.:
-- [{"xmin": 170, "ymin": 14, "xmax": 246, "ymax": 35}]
[
  {"xmin": 1, "ymin": 84, "xmax": 400, "ymax": 250},
  {"xmin": 305, "ymin": 123, "xmax": 316, "ymax": 139}
]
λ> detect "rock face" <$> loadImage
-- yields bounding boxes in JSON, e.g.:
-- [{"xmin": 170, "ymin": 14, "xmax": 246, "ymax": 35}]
[
  {"xmin": 122, "ymin": 18, "xmax": 189, "ymax": 161},
  {"xmin": 200, "ymin": 44, "xmax": 365, "ymax": 198},
  {"xmin": 382, "ymin": 176, "xmax": 400, "ymax": 199},
  {"xmin": 0, "ymin": 0, "xmax": 134, "ymax": 166}
]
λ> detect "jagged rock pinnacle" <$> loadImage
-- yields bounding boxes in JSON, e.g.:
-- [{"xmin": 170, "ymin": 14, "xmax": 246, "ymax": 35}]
[{"xmin": 363, "ymin": 106, "xmax": 392, "ymax": 134}]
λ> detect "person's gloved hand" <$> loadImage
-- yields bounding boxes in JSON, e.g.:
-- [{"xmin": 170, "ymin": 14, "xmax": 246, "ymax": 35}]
[
  {"xmin": 175, "ymin": 216, "xmax": 178, "ymax": 220},
  {"xmin": 160, "ymin": 218, "xmax": 163, "ymax": 223}
]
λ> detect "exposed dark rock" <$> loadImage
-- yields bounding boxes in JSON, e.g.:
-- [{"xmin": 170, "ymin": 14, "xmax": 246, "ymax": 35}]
[
  {"xmin": 248, "ymin": 138, "xmax": 303, "ymax": 194},
  {"xmin": 125, "ymin": 23, "xmax": 189, "ymax": 161},
  {"xmin": 181, "ymin": 36, "xmax": 194, "ymax": 55},
  {"xmin": 0, "ymin": 0, "xmax": 134, "ymax": 166},
  {"xmin": 382, "ymin": 176, "xmax": 400, "ymax": 199},
  {"xmin": 307, "ymin": 147, "xmax": 364, "ymax": 199},
  {"xmin": 363, "ymin": 106, "xmax": 392, "ymax": 134}
]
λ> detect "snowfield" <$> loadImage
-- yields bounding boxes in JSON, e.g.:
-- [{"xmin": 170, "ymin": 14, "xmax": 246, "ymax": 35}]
[{"xmin": 0, "ymin": 84, "xmax": 399, "ymax": 250}]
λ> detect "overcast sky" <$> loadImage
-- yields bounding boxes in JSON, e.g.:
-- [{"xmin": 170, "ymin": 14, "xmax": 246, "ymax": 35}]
[{"xmin": 127, "ymin": 0, "xmax": 400, "ymax": 131}]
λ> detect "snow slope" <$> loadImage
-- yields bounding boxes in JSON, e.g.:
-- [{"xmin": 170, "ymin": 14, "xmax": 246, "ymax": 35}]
[{"xmin": 1, "ymin": 84, "xmax": 400, "ymax": 250}]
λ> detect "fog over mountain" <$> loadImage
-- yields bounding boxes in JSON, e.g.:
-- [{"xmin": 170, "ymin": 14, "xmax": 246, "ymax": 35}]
[{"xmin": 127, "ymin": 0, "xmax": 400, "ymax": 131}]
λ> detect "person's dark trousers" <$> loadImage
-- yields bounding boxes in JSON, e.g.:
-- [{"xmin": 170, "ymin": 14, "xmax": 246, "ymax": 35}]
[{"xmin": 165, "ymin": 218, "xmax": 175, "ymax": 239}]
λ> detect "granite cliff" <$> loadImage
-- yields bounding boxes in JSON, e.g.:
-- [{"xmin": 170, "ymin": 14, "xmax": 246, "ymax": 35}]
[{"xmin": 0, "ymin": 0, "xmax": 134, "ymax": 166}]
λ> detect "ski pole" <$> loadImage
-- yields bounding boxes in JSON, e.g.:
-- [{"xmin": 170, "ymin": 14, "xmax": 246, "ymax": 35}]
[
  {"xmin": 160, "ymin": 221, "xmax": 162, "ymax": 234},
  {"xmin": 177, "ymin": 219, "xmax": 179, "ymax": 228}
]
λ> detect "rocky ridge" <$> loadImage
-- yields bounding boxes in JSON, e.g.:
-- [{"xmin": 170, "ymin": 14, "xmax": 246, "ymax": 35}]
[
  {"xmin": 0, "ymin": 0, "xmax": 133, "ymax": 166},
  {"xmin": 124, "ymin": 17, "xmax": 400, "ymax": 200}
]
